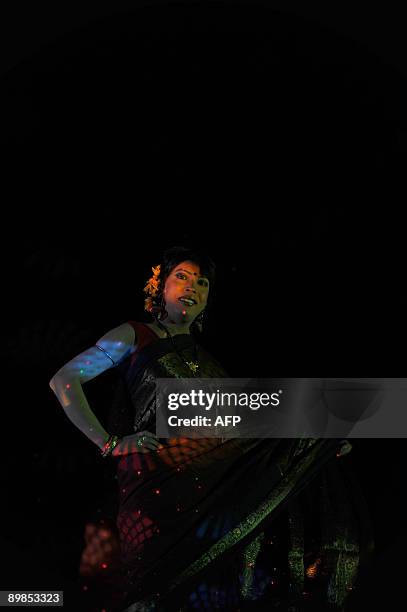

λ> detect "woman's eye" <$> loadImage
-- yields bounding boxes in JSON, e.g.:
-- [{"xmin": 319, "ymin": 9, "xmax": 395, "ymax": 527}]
[
  {"xmin": 198, "ymin": 279, "xmax": 209, "ymax": 287},
  {"xmin": 176, "ymin": 273, "xmax": 187, "ymax": 280}
]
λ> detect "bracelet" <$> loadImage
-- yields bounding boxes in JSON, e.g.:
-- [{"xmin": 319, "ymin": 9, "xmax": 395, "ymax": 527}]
[
  {"xmin": 101, "ymin": 434, "xmax": 120, "ymax": 458},
  {"xmin": 95, "ymin": 344, "xmax": 117, "ymax": 366}
]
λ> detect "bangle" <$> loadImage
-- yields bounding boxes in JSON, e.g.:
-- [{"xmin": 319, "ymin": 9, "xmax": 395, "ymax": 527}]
[
  {"xmin": 101, "ymin": 434, "xmax": 120, "ymax": 458},
  {"xmin": 95, "ymin": 344, "xmax": 117, "ymax": 366}
]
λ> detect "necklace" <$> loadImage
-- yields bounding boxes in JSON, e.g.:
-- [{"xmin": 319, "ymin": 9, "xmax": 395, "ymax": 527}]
[
  {"xmin": 155, "ymin": 319, "xmax": 200, "ymax": 376},
  {"xmin": 154, "ymin": 319, "xmax": 226, "ymax": 443}
]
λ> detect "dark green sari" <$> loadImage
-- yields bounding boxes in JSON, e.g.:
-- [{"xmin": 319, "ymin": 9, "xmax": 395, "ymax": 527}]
[{"xmin": 108, "ymin": 323, "xmax": 371, "ymax": 611}]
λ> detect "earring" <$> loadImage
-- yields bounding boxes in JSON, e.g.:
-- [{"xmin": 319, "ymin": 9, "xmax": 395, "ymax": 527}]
[
  {"xmin": 159, "ymin": 296, "xmax": 168, "ymax": 321},
  {"xmin": 195, "ymin": 309, "xmax": 206, "ymax": 332}
]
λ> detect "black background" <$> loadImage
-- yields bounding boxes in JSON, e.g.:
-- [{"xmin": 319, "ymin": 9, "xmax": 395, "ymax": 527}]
[{"xmin": 1, "ymin": 1, "xmax": 406, "ymax": 609}]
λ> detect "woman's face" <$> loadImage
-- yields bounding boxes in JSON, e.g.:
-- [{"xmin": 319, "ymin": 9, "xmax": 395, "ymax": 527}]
[{"xmin": 163, "ymin": 260, "xmax": 210, "ymax": 324}]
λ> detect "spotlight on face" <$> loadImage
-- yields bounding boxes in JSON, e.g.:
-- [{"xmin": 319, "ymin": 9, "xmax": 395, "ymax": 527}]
[{"xmin": 162, "ymin": 260, "xmax": 209, "ymax": 324}]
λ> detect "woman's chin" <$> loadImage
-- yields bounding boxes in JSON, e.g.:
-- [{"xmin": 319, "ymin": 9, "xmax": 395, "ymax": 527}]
[{"xmin": 165, "ymin": 309, "xmax": 193, "ymax": 324}]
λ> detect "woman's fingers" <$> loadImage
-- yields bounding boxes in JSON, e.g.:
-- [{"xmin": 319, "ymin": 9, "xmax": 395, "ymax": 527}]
[
  {"xmin": 137, "ymin": 437, "xmax": 157, "ymax": 451},
  {"xmin": 137, "ymin": 431, "xmax": 164, "ymax": 450},
  {"xmin": 111, "ymin": 432, "xmax": 165, "ymax": 456}
]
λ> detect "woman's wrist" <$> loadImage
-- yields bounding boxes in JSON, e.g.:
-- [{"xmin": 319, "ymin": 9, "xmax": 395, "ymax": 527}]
[
  {"xmin": 100, "ymin": 434, "xmax": 121, "ymax": 458},
  {"xmin": 95, "ymin": 433, "xmax": 111, "ymax": 451}
]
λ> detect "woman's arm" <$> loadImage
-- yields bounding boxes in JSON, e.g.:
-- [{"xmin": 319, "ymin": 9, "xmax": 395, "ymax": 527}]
[{"xmin": 49, "ymin": 322, "xmax": 136, "ymax": 450}]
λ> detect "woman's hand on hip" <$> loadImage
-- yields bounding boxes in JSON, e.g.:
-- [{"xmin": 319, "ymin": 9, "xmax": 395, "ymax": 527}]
[{"xmin": 112, "ymin": 431, "xmax": 164, "ymax": 456}]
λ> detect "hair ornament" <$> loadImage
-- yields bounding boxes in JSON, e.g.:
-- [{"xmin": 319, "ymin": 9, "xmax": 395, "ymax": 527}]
[{"xmin": 143, "ymin": 264, "xmax": 161, "ymax": 312}]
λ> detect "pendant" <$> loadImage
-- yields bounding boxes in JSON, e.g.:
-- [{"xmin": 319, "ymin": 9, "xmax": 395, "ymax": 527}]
[{"xmin": 186, "ymin": 361, "xmax": 199, "ymax": 374}]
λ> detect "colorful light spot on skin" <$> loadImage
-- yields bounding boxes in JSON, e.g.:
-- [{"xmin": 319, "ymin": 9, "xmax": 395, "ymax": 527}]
[
  {"xmin": 100, "ymin": 563, "xmax": 108, "ymax": 569},
  {"xmin": 80, "ymin": 369, "xmax": 84, "ymax": 375},
  {"xmin": 85, "ymin": 360, "xmax": 91, "ymax": 365},
  {"xmin": 65, "ymin": 384, "xmax": 71, "ymax": 389},
  {"xmin": 155, "ymin": 489, "xmax": 160, "ymax": 495},
  {"xmin": 137, "ymin": 470, "xmax": 142, "ymax": 476},
  {"xmin": 82, "ymin": 586, "xmax": 88, "ymax": 591}
]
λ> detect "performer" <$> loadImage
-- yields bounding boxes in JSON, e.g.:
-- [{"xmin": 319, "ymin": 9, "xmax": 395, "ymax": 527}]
[{"xmin": 50, "ymin": 246, "xmax": 370, "ymax": 611}]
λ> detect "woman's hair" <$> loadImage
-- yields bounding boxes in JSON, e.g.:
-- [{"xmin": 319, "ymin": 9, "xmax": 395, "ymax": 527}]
[{"xmin": 145, "ymin": 245, "xmax": 216, "ymax": 333}]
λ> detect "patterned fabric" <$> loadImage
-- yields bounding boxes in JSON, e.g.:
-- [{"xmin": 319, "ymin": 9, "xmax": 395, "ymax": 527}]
[
  {"xmin": 240, "ymin": 532, "xmax": 265, "ymax": 600},
  {"xmin": 122, "ymin": 600, "xmax": 157, "ymax": 612},
  {"xmin": 106, "ymin": 322, "xmax": 370, "ymax": 612}
]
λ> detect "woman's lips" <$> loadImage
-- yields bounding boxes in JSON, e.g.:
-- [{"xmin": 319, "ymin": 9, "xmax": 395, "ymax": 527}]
[{"xmin": 178, "ymin": 297, "xmax": 197, "ymax": 307}]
